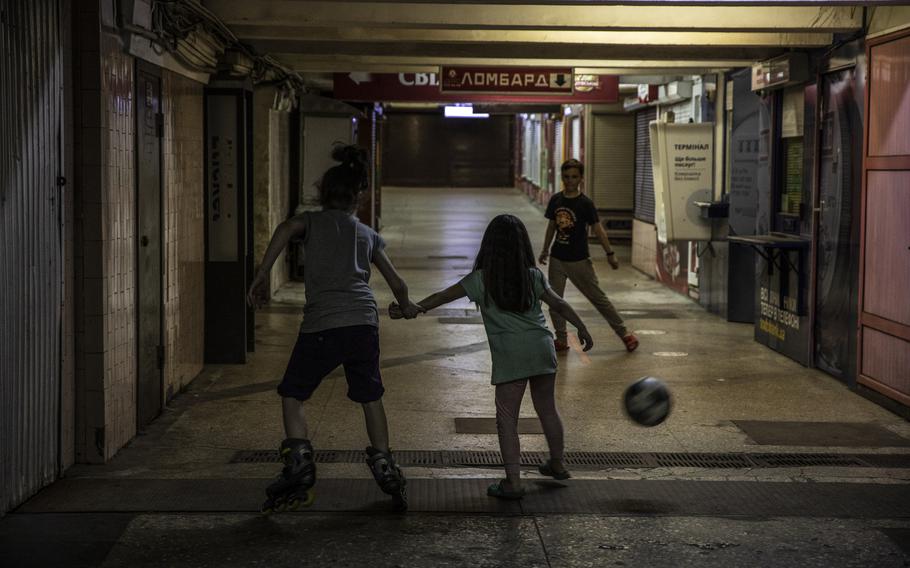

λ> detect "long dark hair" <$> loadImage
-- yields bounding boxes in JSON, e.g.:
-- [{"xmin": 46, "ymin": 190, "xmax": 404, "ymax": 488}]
[
  {"xmin": 473, "ymin": 214, "xmax": 537, "ymax": 312},
  {"xmin": 318, "ymin": 144, "xmax": 369, "ymax": 210}
]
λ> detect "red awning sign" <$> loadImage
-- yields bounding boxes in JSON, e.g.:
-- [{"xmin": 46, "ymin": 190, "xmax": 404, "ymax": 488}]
[
  {"xmin": 332, "ymin": 72, "xmax": 619, "ymax": 103},
  {"xmin": 440, "ymin": 67, "xmax": 574, "ymax": 95}
]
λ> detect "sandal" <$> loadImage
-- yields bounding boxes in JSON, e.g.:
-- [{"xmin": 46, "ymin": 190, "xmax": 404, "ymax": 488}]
[
  {"xmin": 538, "ymin": 460, "xmax": 571, "ymax": 480},
  {"xmin": 486, "ymin": 479, "xmax": 525, "ymax": 500}
]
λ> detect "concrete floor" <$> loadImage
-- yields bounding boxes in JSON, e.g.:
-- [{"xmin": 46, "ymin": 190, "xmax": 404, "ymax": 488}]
[{"xmin": 4, "ymin": 186, "xmax": 910, "ymax": 567}]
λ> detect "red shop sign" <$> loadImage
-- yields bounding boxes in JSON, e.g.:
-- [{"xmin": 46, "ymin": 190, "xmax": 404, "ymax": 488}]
[
  {"xmin": 333, "ymin": 72, "xmax": 618, "ymax": 103},
  {"xmin": 440, "ymin": 66, "xmax": 573, "ymax": 95}
]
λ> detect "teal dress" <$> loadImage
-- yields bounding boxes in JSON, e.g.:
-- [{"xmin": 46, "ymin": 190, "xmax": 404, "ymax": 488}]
[{"xmin": 458, "ymin": 268, "xmax": 558, "ymax": 384}]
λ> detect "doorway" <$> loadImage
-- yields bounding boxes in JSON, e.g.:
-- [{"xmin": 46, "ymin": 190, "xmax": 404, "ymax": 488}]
[
  {"xmin": 136, "ymin": 64, "xmax": 164, "ymax": 427},
  {"xmin": 813, "ymin": 67, "xmax": 862, "ymax": 384}
]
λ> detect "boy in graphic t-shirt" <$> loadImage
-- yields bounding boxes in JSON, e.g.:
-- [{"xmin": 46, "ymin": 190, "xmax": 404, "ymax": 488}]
[{"xmin": 538, "ymin": 159, "xmax": 640, "ymax": 353}]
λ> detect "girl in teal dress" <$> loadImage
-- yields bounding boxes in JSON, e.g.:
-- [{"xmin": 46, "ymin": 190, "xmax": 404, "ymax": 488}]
[{"xmin": 391, "ymin": 214, "xmax": 592, "ymax": 499}]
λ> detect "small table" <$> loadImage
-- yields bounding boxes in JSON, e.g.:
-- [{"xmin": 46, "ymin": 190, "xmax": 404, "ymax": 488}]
[{"xmin": 727, "ymin": 233, "xmax": 810, "ymax": 276}]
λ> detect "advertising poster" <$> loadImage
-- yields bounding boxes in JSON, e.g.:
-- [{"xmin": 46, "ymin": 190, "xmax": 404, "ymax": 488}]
[
  {"xmin": 655, "ymin": 241, "xmax": 690, "ymax": 296},
  {"xmin": 754, "ymin": 253, "xmax": 810, "ymax": 366}
]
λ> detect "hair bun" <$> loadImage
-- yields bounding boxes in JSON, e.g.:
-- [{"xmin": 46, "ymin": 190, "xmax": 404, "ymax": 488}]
[{"xmin": 331, "ymin": 144, "xmax": 368, "ymax": 171}]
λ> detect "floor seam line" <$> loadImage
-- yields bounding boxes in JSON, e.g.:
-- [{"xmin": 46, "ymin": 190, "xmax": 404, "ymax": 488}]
[{"xmin": 532, "ymin": 516, "xmax": 553, "ymax": 568}]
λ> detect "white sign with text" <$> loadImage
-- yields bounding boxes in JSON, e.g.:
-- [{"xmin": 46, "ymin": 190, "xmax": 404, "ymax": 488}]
[{"xmin": 650, "ymin": 122, "xmax": 714, "ymax": 243}]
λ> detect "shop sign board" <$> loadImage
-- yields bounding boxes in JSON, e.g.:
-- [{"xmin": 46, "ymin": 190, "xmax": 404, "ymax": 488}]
[
  {"xmin": 333, "ymin": 72, "xmax": 618, "ymax": 103},
  {"xmin": 440, "ymin": 66, "xmax": 572, "ymax": 94},
  {"xmin": 637, "ymin": 84, "xmax": 658, "ymax": 103}
]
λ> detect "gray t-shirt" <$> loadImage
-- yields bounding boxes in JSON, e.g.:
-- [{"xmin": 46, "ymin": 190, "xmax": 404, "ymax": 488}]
[{"xmin": 298, "ymin": 210, "xmax": 385, "ymax": 333}]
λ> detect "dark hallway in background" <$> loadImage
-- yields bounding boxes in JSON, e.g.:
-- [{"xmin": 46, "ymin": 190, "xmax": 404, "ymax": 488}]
[{"xmin": 382, "ymin": 113, "xmax": 514, "ymax": 187}]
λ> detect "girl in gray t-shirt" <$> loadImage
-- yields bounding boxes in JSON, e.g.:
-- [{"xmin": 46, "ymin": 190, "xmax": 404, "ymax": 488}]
[{"xmin": 248, "ymin": 145, "xmax": 420, "ymax": 512}]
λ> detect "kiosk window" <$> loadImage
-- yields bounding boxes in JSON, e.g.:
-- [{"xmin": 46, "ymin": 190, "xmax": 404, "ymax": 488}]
[
  {"xmin": 776, "ymin": 86, "xmax": 805, "ymax": 233},
  {"xmin": 782, "ymin": 137, "xmax": 803, "ymax": 215}
]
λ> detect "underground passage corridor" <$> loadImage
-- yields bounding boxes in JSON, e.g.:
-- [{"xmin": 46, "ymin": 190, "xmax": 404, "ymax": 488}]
[
  {"xmin": 4, "ymin": 1, "xmax": 910, "ymax": 566},
  {"xmin": 5, "ymin": 186, "xmax": 910, "ymax": 567}
]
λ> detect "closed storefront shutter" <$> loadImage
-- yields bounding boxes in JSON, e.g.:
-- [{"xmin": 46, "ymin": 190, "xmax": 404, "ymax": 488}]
[
  {"xmin": 522, "ymin": 119, "xmax": 532, "ymax": 179},
  {"xmin": 666, "ymin": 99, "xmax": 694, "ymax": 124},
  {"xmin": 635, "ymin": 108, "xmax": 657, "ymax": 222},
  {"xmin": 554, "ymin": 119, "xmax": 564, "ymax": 168},
  {"xmin": 570, "ymin": 116, "xmax": 582, "ymax": 161},
  {"xmin": 590, "ymin": 113, "xmax": 634, "ymax": 210},
  {"xmin": 533, "ymin": 118, "xmax": 543, "ymax": 187},
  {"xmin": 1, "ymin": 0, "xmax": 65, "ymax": 514}
]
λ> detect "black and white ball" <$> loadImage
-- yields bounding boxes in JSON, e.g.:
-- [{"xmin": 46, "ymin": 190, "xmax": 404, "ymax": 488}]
[{"xmin": 623, "ymin": 376, "xmax": 671, "ymax": 427}]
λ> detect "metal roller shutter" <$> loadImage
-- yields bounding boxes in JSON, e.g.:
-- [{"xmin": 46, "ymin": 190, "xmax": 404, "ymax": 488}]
[
  {"xmin": 554, "ymin": 119, "xmax": 564, "ymax": 169},
  {"xmin": 570, "ymin": 116, "xmax": 581, "ymax": 161},
  {"xmin": 590, "ymin": 113, "xmax": 634, "ymax": 210},
  {"xmin": 635, "ymin": 108, "xmax": 657, "ymax": 222},
  {"xmin": 0, "ymin": 0, "xmax": 65, "ymax": 514}
]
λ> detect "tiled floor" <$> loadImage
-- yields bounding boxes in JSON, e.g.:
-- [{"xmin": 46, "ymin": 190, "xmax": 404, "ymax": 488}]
[{"xmin": 7, "ymin": 186, "xmax": 910, "ymax": 568}]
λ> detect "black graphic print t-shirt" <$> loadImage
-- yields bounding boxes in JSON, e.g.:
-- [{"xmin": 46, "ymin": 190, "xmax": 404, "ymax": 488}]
[{"xmin": 544, "ymin": 192, "xmax": 599, "ymax": 262}]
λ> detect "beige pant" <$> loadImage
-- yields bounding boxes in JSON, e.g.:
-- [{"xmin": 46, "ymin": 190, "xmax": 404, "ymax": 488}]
[{"xmin": 548, "ymin": 257, "xmax": 627, "ymax": 339}]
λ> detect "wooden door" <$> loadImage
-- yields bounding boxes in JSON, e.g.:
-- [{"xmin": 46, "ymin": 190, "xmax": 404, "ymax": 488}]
[{"xmin": 858, "ymin": 30, "xmax": 910, "ymax": 406}]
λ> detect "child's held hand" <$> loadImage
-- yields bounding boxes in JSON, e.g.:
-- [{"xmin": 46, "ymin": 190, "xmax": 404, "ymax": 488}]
[
  {"xmin": 400, "ymin": 301, "xmax": 422, "ymax": 319},
  {"xmin": 390, "ymin": 301, "xmax": 423, "ymax": 319},
  {"xmin": 577, "ymin": 328, "xmax": 594, "ymax": 352}
]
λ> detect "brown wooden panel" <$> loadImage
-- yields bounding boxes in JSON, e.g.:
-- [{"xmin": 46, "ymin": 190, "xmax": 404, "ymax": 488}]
[
  {"xmin": 862, "ymin": 170, "xmax": 910, "ymax": 326},
  {"xmin": 868, "ymin": 35, "xmax": 910, "ymax": 157},
  {"xmin": 859, "ymin": 374, "xmax": 910, "ymax": 407},
  {"xmin": 865, "ymin": 156, "xmax": 910, "ymax": 170},
  {"xmin": 862, "ymin": 312, "xmax": 910, "ymax": 343},
  {"xmin": 860, "ymin": 328, "xmax": 910, "ymax": 403}
]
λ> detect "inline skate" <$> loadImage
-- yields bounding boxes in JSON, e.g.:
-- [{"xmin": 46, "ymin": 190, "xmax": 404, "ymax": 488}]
[
  {"xmin": 365, "ymin": 446, "xmax": 407, "ymax": 512},
  {"xmin": 261, "ymin": 438, "xmax": 316, "ymax": 514}
]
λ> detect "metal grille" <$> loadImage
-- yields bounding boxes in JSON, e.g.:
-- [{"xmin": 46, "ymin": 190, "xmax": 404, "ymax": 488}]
[
  {"xmin": 450, "ymin": 451, "xmax": 503, "ymax": 466},
  {"xmin": 554, "ymin": 119, "xmax": 564, "ymax": 168},
  {"xmin": 229, "ymin": 450, "xmax": 910, "ymax": 469},
  {"xmin": 655, "ymin": 453, "xmax": 754, "ymax": 469},
  {"xmin": 634, "ymin": 107, "xmax": 657, "ymax": 223},
  {"xmin": 315, "ymin": 450, "xmax": 362, "ymax": 463},
  {"xmin": 565, "ymin": 451, "xmax": 653, "ymax": 468},
  {"xmin": 398, "ymin": 450, "xmax": 443, "ymax": 466}
]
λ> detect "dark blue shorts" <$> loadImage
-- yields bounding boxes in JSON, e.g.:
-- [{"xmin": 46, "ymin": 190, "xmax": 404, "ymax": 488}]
[{"xmin": 278, "ymin": 325, "xmax": 384, "ymax": 403}]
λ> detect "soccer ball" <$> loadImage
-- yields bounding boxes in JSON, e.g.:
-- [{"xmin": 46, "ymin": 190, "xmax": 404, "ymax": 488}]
[{"xmin": 623, "ymin": 376, "xmax": 671, "ymax": 427}]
